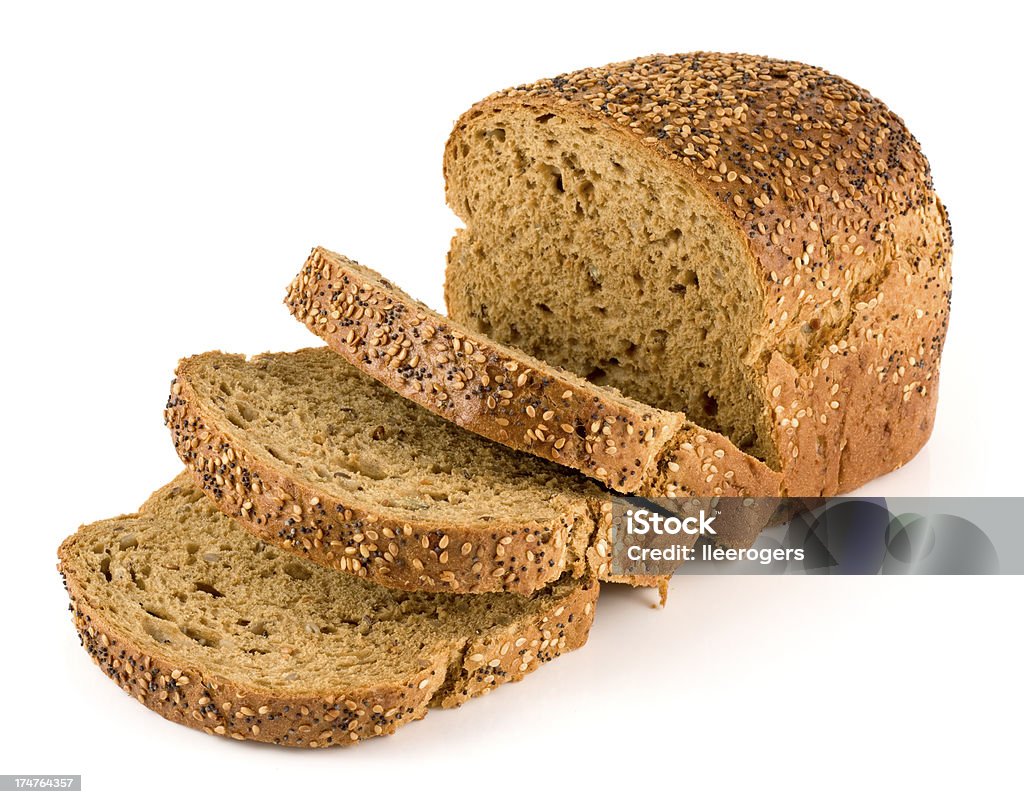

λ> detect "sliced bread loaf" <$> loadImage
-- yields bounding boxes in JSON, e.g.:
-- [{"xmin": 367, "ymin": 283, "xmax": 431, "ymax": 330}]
[
  {"xmin": 58, "ymin": 475, "xmax": 598, "ymax": 747},
  {"xmin": 165, "ymin": 348, "xmax": 629, "ymax": 594},
  {"xmin": 443, "ymin": 52, "xmax": 952, "ymax": 497},
  {"xmin": 286, "ymin": 247, "xmax": 780, "ymax": 498}
]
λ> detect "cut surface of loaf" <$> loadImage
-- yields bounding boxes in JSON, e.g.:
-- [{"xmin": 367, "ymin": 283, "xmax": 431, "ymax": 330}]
[
  {"xmin": 58, "ymin": 475, "xmax": 598, "ymax": 747},
  {"xmin": 286, "ymin": 248, "xmax": 780, "ymax": 499},
  {"xmin": 444, "ymin": 52, "xmax": 952, "ymax": 496},
  {"xmin": 165, "ymin": 348, "xmax": 630, "ymax": 594}
]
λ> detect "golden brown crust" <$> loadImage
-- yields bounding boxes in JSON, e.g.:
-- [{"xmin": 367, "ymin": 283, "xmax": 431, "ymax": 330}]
[
  {"xmin": 59, "ymin": 533, "xmax": 598, "ymax": 747},
  {"xmin": 164, "ymin": 355, "xmax": 596, "ymax": 596},
  {"xmin": 286, "ymin": 248, "xmax": 782, "ymax": 498},
  {"xmin": 443, "ymin": 52, "xmax": 952, "ymax": 496},
  {"xmin": 653, "ymin": 422, "xmax": 784, "ymax": 498}
]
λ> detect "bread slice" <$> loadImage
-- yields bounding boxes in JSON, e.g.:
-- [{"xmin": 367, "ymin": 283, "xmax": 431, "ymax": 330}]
[
  {"xmin": 58, "ymin": 475, "xmax": 598, "ymax": 747},
  {"xmin": 286, "ymin": 247, "xmax": 780, "ymax": 498},
  {"xmin": 165, "ymin": 348, "xmax": 629, "ymax": 595},
  {"xmin": 443, "ymin": 52, "xmax": 952, "ymax": 497}
]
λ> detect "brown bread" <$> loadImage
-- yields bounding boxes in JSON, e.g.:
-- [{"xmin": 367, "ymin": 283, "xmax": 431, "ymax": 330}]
[
  {"xmin": 287, "ymin": 248, "xmax": 780, "ymax": 498},
  {"xmin": 58, "ymin": 475, "xmax": 598, "ymax": 747},
  {"xmin": 164, "ymin": 348, "xmax": 649, "ymax": 593},
  {"xmin": 443, "ymin": 52, "xmax": 952, "ymax": 496}
]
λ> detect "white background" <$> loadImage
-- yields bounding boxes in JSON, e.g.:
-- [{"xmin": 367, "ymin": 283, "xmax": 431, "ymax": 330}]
[{"xmin": 1, "ymin": 2, "xmax": 1020, "ymax": 801}]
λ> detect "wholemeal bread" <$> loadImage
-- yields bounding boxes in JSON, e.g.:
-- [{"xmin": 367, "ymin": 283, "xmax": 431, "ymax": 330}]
[
  {"xmin": 165, "ymin": 348, "xmax": 636, "ymax": 594},
  {"xmin": 443, "ymin": 52, "xmax": 952, "ymax": 496},
  {"xmin": 58, "ymin": 475, "xmax": 598, "ymax": 747},
  {"xmin": 287, "ymin": 247, "xmax": 780, "ymax": 498}
]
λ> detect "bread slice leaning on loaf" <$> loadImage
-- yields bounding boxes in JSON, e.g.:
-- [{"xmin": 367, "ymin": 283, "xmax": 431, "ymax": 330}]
[
  {"xmin": 165, "ymin": 348, "xmax": 650, "ymax": 594},
  {"xmin": 58, "ymin": 475, "xmax": 598, "ymax": 747},
  {"xmin": 443, "ymin": 52, "xmax": 952, "ymax": 497},
  {"xmin": 286, "ymin": 248, "xmax": 780, "ymax": 498}
]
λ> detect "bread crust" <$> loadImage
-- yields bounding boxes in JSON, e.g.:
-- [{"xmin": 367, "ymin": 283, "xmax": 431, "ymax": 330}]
[
  {"xmin": 57, "ymin": 478, "xmax": 599, "ymax": 748},
  {"xmin": 443, "ymin": 52, "xmax": 952, "ymax": 496},
  {"xmin": 286, "ymin": 248, "xmax": 782, "ymax": 498},
  {"xmin": 165, "ymin": 351, "xmax": 599, "ymax": 595}
]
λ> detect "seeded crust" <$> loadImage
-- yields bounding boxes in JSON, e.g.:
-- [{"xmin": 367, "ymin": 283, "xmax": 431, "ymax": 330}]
[
  {"xmin": 286, "ymin": 247, "xmax": 781, "ymax": 498},
  {"xmin": 164, "ymin": 349, "xmax": 642, "ymax": 594},
  {"xmin": 443, "ymin": 52, "xmax": 952, "ymax": 496},
  {"xmin": 58, "ymin": 476, "xmax": 598, "ymax": 748}
]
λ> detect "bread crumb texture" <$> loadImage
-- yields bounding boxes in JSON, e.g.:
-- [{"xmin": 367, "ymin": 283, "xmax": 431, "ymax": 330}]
[
  {"xmin": 443, "ymin": 52, "xmax": 952, "ymax": 496},
  {"xmin": 58, "ymin": 476, "xmax": 598, "ymax": 747}
]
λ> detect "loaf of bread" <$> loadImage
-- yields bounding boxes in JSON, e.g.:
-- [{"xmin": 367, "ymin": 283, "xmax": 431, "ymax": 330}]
[
  {"xmin": 164, "ymin": 348, "xmax": 648, "ymax": 594},
  {"xmin": 58, "ymin": 475, "xmax": 597, "ymax": 747},
  {"xmin": 443, "ymin": 52, "xmax": 952, "ymax": 496}
]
